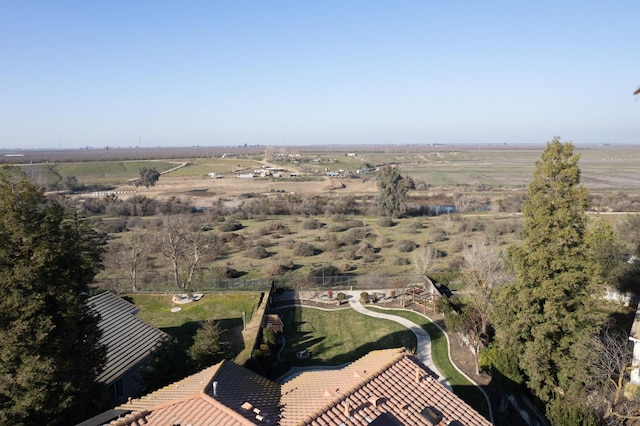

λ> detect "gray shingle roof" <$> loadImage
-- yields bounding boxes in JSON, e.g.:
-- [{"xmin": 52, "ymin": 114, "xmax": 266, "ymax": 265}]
[{"xmin": 88, "ymin": 291, "xmax": 168, "ymax": 385}]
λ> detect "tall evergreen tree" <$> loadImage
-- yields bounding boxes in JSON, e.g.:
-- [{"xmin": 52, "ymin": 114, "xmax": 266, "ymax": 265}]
[
  {"xmin": 376, "ymin": 165, "xmax": 413, "ymax": 218},
  {"xmin": 491, "ymin": 138, "xmax": 600, "ymax": 406},
  {"xmin": 0, "ymin": 171, "xmax": 106, "ymax": 425}
]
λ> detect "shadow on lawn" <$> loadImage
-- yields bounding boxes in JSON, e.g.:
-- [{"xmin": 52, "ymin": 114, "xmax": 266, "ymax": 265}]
[
  {"xmin": 278, "ymin": 306, "xmax": 416, "ymax": 368},
  {"xmin": 160, "ymin": 317, "xmax": 244, "ymax": 355}
]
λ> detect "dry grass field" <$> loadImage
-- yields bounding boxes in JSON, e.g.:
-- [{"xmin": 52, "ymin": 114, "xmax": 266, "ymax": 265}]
[{"xmin": 29, "ymin": 143, "xmax": 630, "ymax": 290}]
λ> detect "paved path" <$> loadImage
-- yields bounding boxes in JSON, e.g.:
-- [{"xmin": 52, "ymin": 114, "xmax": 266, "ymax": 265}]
[
  {"xmin": 343, "ymin": 291, "xmax": 450, "ymax": 389},
  {"xmin": 273, "ymin": 291, "xmax": 450, "ymax": 389}
]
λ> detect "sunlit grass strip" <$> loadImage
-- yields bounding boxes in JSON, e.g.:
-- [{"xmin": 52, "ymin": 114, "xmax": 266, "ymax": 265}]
[
  {"xmin": 366, "ymin": 307, "xmax": 491, "ymax": 420},
  {"xmin": 279, "ymin": 306, "xmax": 417, "ymax": 367},
  {"xmin": 125, "ymin": 292, "xmax": 260, "ymax": 329}
]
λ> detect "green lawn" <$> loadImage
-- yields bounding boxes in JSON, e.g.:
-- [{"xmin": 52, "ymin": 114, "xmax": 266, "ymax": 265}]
[
  {"xmin": 124, "ymin": 292, "xmax": 260, "ymax": 349},
  {"xmin": 279, "ymin": 306, "xmax": 416, "ymax": 366},
  {"xmin": 366, "ymin": 307, "xmax": 491, "ymax": 420}
]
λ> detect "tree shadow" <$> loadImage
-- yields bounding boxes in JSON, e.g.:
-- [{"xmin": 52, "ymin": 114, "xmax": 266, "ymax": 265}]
[{"xmin": 160, "ymin": 317, "xmax": 244, "ymax": 356}]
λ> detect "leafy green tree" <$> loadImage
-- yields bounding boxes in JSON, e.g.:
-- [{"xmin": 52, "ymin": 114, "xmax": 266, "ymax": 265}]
[
  {"xmin": 376, "ymin": 165, "xmax": 413, "ymax": 218},
  {"xmin": 262, "ymin": 327, "xmax": 276, "ymax": 347},
  {"xmin": 0, "ymin": 171, "xmax": 106, "ymax": 425},
  {"xmin": 136, "ymin": 167, "xmax": 160, "ymax": 190},
  {"xmin": 617, "ymin": 213, "xmax": 640, "ymax": 257},
  {"xmin": 188, "ymin": 320, "xmax": 230, "ymax": 370},
  {"xmin": 586, "ymin": 219, "xmax": 625, "ymax": 287},
  {"xmin": 491, "ymin": 138, "xmax": 601, "ymax": 406}
]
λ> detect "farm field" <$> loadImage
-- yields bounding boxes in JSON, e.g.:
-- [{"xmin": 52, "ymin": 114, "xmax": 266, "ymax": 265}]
[{"xmin": 4, "ymin": 144, "xmax": 640, "ymax": 199}]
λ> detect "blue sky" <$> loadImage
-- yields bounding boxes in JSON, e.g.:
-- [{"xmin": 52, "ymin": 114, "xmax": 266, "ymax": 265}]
[{"xmin": 1, "ymin": 1, "xmax": 639, "ymax": 149}]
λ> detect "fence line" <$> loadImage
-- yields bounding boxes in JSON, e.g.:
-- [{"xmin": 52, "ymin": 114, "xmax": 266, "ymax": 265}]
[{"xmin": 94, "ymin": 274, "xmax": 430, "ymax": 294}]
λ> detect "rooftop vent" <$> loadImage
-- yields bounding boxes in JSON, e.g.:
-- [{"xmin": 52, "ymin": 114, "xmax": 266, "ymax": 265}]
[{"xmin": 420, "ymin": 406, "xmax": 443, "ymax": 426}]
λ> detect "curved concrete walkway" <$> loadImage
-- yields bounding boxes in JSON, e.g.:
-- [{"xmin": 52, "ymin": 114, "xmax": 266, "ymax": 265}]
[
  {"xmin": 273, "ymin": 291, "xmax": 493, "ymax": 423},
  {"xmin": 344, "ymin": 291, "xmax": 450, "ymax": 389},
  {"xmin": 273, "ymin": 292, "xmax": 449, "ymax": 389}
]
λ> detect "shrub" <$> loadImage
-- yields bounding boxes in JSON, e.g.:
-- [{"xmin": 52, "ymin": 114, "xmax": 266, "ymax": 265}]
[
  {"xmin": 395, "ymin": 240, "xmax": 416, "ymax": 253},
  {"xmin": 447, "ymin": 255, "xmax": 465, "ymax": 269},
  {"xmin": 247, "ymin": 246, "xmax": 270, "ymax": 259},
  {"xmin": 376, "ymin": 217, "xmax": 394, "ymax": 227},
  {"xmin": 268, "ymin": 221, "xmax": 290, "ymax": 232},
  {"xmin": 302, "ymin": 219, "xmax": 322, "ymax": 230},
  {"xmin": 341, "ymin": 263, "xmax": 356, "ymax": 272},
  {"xmin": 323, "ymin": 238, "xmax": 341, "ymax": 252},
  {"xmin": 362, "ymin": 253, "xmax": 377, "ymax": 263},
  {"xmin": 343, "ymin": 250, "xmax": 357, "ymax": 261},
  {"xmin": 360, "ymin": 292, "xmax": 370, "ymax": 303},
  {"xmin": 293, "ymin": 242, "xmax": 319, "ymax": 257},
  {"xmin": 331, "ymin": 214, "xmax": 346, "ymax": 222},
  {"xmin": 355, "ymin": 242, "xmax": 375, "ymax": 258},
  {"xmin": 430, "ymin": 227, "xmax": 448, "ymax": 242},
  {"xmin": 336, "ymin": 292, "xmax": 347, "ymax": 304},
  {"xmin": 435, "ymin": 297, "xmax": 456, "ymax": 314},
  {"xmin": 262, "ymin": 327, "xmax": 276, "ymax": 346},
  {"xmin": 308, "ymin": 264, "xmax": 340, "ymax": 279},
  {"xmin": 228, "ymin": 211, "xmax": 247, "ymax": 221},
  {"xmin": 392, "ymin": 256, "xmax": 410, "ymax": 266},
  {"xmin": 254, "ymin": 238, "xmax": 271, "ymax": 248},
  {"xmin": 213, "ymin": 264, "xmax": 242, "ymax": 279},
  {"xmin": 252, "ymin": 213, "xmax": 268, "ymax": 222},
  {"xmin": 344, "ymin": 219, "xmax": 364, "ymax": 229},
  {"xmin": 219, "ymin": 221, "xmax": 242, "ymax": 232},
  {"xmin": 262, "ymin": 258, "xmax": 294, "ymax": 276},
  {"xmin": 328, "ymin": 224, "xmax": 347, "ymax": 232}
]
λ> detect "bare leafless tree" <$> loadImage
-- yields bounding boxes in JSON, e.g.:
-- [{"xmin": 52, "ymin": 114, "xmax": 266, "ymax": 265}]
[
  {"xmin": 104, "ymin": 232, "xmax": 153, "ymax": 292},
  {"xmin": 160, "ymin": 213, "xmax": 221, "ymax": 290},
  {"xmin": 461, "ymin": 238, "xmax": 512, "ymax": 338},
  {"xmin": 412, "ymin": 243, "xmax": 438, "ymax": 277},
  {"xmin": 584, "ymin": 326, "xmax": 640, "ymax": 424}
]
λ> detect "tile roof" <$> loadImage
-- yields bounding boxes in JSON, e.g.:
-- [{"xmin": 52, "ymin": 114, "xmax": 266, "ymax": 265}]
[
  {"xmin": 106, "ymin": 348, "xmax": 491, "ymax": 426},
  {"xmin": 88, "ymin": 291, "xmax": 168, "ymax": 384},
  {"xmin": 280, "ymin": 348, "xmax": 491, "ymax": 426},
  {"xmin": 116, "ymin": 363, "xmax": 224, "ymax": 411},
  {"xmin": 115, "ymin": 360, "xmax": 282, "ymax": 425}
]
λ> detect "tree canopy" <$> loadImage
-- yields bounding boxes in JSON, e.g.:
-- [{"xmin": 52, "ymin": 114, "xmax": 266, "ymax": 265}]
[
  {"xmin": 490, "ymin": 138, "xmax": 601, "ymax": 416},
  {"xmin": 0, "ymin": 170, "xmax": 106, "ymax": 425},
  {"xmin": 137, "ymin": 167, "xmax": 160, "ymax": 190},
  {"xmin": 376, "ymin": 165, "xmax": 413, "ymax": 218}
]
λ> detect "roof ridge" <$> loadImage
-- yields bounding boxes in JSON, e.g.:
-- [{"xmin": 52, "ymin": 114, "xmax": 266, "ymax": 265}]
[
  {"xmin": 300, "ymin": 348, "xmax": 408, "ymax": 425},
  {"xmin": 200, "ymin": 393, "xmax": 257, "ymax": 425}
]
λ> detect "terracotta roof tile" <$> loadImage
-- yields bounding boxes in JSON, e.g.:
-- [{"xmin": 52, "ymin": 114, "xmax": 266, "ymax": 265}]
[
  {"xmin": 105, "ymin": 348, "xmax": 490, "ymax": 426},
  {"xmin": 280, "ymin": 348, "xmax": 491, "ymax": 426},
  {"xmin": 117, "ymin": 363, "xmax": 223, "ymax": 411}
]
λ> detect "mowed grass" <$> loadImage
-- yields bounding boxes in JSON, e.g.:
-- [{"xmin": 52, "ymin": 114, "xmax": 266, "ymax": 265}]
[
  {"xmin": 123, "ymin": 292, "xmax": 260, "ymax": 348},
  {"xmin": 279, "ymin": 306, "xmax": 416, "ymax": 367},
  {"xmin": 366, "ymin": 307, "xmax": 491, "ymax": 419}
]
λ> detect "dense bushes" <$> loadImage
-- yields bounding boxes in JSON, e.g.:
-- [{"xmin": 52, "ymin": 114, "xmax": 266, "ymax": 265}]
[
  {"xmin": 395, "ymin": 240, "xmax": 416, "ymax": 253},
  {"xmin": 293, "ymin": 242, "xmax": 320, "ymax": 257},
  {"xmin": 219, "ymin": 221, "xmax": 242, "ymax": 232}
]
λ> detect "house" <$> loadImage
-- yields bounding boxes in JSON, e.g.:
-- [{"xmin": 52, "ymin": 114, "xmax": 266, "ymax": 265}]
[
  {"xmin": 89, "ymin": 348, "xmax": 491, "ymax": 425},
  {"xmin": 87, "ymin": 292, "xmax": 168, "ymax": 402}
]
